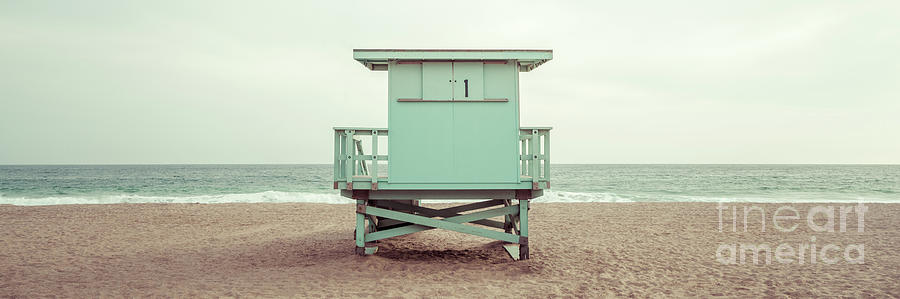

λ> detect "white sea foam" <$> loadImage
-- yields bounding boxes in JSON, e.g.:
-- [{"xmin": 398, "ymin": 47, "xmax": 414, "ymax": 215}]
[
  {"xmin": 0, "ymin": 191, "xmax": 353, "ymax": 206},
  {"xmin": 0, "ymin": 190, "xmax": 895, "ymax": 206},
  {"xmin": 534, "ymin": 191, "xmax": 634, "ymax": 203}
]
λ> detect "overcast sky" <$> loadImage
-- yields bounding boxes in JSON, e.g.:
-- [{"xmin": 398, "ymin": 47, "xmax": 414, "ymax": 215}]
[{"xmin": 1, "ymin": 1, "xmax": 898, "ymax": 164}]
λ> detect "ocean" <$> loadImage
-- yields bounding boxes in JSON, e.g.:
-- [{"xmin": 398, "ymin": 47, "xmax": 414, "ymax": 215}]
[{"xmin": 0, "ymin": 164, "xmax": 897, "ymax": 205}]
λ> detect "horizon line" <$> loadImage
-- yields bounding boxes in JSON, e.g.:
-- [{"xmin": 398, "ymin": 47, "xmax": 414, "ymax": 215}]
[{"xmin": 1, "ymin": 163, "xmax": 898, "ymax": 166}]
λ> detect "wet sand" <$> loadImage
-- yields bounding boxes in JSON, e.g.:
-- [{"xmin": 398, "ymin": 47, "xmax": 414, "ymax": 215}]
[{"xmin": 1, "ymin": 202, "xmax": 898, "ymax": 297}]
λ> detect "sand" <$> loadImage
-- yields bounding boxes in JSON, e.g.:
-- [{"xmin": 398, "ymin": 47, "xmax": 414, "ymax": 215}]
[{"xmin": 1, "ymin": 202, "xmax": 898, "ymax": 297}]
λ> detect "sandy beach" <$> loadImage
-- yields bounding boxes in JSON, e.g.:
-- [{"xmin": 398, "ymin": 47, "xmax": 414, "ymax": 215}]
[{"xmin": 1, "ymin": 202, "xmax": 898, "ymax": 297}]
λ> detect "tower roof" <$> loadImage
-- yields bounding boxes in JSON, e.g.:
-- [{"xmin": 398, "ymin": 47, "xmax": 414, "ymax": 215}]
[{"xmin": 353, "ymin": 49, "xmax": 552, "ymax": 72}]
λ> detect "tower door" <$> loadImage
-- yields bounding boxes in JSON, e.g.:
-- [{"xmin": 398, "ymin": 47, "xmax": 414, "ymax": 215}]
[
  {"xmin": 452, "ymin": 62, "xmax": 484, "ymax": 100},
  {"xmin": 422, "ymin": 62, "xmax": 452, "ymax": 100}
]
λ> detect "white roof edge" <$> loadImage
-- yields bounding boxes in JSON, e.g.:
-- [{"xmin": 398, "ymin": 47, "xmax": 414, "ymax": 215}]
[
  {"xmin": 353, "ymin": 49, "xmax": 553, "ymax": 72},
  {"xmin": 353, "ymin": 49, "xmax": 552, "ymax": 60}
]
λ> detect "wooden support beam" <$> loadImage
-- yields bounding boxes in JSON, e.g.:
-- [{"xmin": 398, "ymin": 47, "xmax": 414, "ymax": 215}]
[
  {"xmin": 365, "ymin": 190, "xmax": 515, "ymax": 200},
  {"xmin": 503, "ymin": 199, "xmax": 513, "ymax": 233},
  {"xmin": 503, "ymin": 244, "xmax": 521, "ymax": 261},
  {"xmin": 519, "ymin": 200, "xmax": 529, "ymax": 238},
  {"xmin": 439, "ymin": 200, "xmax": 505, "ymax": 214},
  {"xmin": 367, "ymin": 214, "xmax": 378, "ymax": 234},
  {"xmin": 376, "ymin": 218, "xmax": 406, "ymax": 229},
  {"xmin": 375, "ymin": 200, "xmax": 506, "ymax": 229},
  {"xmin": 355, "ymin": 199, "xmax": 366, "ymax": 255},
  {"xmin": 377, "ymin": 199, "xmax": 504, "ymax": 215},
  {"xmin": 519, "ymin": 199, "xmax": 530, "ymax": 260},
  {"xmin": 378, "ymin": 218, "xmax": 504, "ymax": 231},
  {"xmin": 363, "ymin": 205, "xmax": 520, "ymax": 243},
  {"xmin": 508, "ymin": 212, "xmax": 521, "ymax": 235}
]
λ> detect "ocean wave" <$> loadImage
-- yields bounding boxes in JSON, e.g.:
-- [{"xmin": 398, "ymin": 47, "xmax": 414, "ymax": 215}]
[
  {"xmin": 0, "ymin": 191, "xmax": 353, "ymax": 206},
  {"xmin": 0, "ymin": 190, "xmax": 896, "ymax": 206},
  {"xmin": 542, "ymin": 191, "xmax": 898, "ymax": 203},
  {"xmin": 0, "ymin": 190, "xmax": 636, "ymax": 206},
  {"xmin": 535, "ymin": 191, "xmax": 634, "ymax": 203}
]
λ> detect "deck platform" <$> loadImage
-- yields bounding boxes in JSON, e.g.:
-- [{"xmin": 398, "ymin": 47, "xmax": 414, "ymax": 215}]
[{"xmin": 335, "ymin": 127, "xmax": 549, "ymax": 260}]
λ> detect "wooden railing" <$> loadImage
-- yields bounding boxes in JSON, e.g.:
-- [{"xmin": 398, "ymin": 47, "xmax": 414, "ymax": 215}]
[
  {"xmin": 520, "ymin": 127, "xmax": 551, "ymax": 183},
  {"xmin": 334, "ymin": 127, "xmax": 388, "ymax": 188},
  {"xmin": 334, "ymin": 126, "xmax": 551, "ymax": 188}
]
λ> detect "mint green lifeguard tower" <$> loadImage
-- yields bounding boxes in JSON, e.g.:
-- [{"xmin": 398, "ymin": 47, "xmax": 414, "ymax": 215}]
[{"xmin": 334, "ymin": 49, "xmax": 552, "ymax": 260}]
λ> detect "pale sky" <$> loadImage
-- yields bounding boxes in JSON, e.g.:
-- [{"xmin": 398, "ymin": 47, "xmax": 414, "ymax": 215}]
[{"xmin": 1, "ymin": 1, "xmax": 898, "ymax": 164}]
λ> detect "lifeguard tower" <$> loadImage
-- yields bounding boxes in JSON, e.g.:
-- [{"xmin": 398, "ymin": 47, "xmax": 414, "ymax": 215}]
[{"xmin": 334, "ymin": 49, "xmax": 552, "ymax": 260}]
